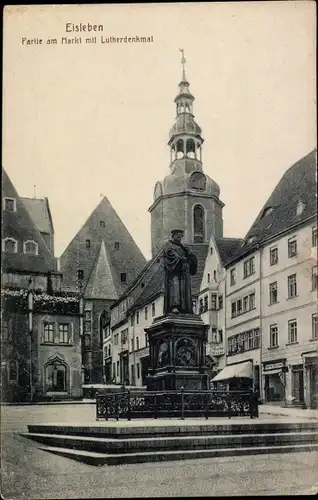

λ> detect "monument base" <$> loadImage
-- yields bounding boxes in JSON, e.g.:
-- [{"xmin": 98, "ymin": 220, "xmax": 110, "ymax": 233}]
[{"xmin": 145, "ymin": 313, "xmax": 209, "ymax": 392}]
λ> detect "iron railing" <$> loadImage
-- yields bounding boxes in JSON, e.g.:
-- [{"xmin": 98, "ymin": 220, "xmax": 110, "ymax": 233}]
[{"xmin": 96, "ymin": 388, "xmax": 259, "ymax": 420}]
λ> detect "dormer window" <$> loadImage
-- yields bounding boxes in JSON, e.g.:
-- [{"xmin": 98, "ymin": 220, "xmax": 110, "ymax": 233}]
[
  {"xmin": 2, "ymin": 237, "xmax": 18, "ymax": 253},
  {"xmin": 296, "ymin": 200, "xmax": 305, "ymax": 216},
  {"xmin": 120, "ymin": 272, "xmax": 127, "ymax": 283},
  {"xmin": 86, "ymin": 239, "xmax": 91, "ymax": 249},
  {"xmin": 246, "ymin": 236, "xmax": 256, "ymax": 245},
  {"xmin": 114, "ymin": 242, "xmax": 120, "ymax": 250},
  {"xmin": 23, "ymin": 240, "xmax": 38, "ymax": 255},
  {"xmin": 77, "ymin": 269, "xmax": 84, "ymax": 281},
  {"xmin": 3, "ymin": 197, "xmax": 16, "ymax": 212},
  {"xmin": 261, "ymin": 206, "xmax": 274, "ymax": 218},
  {"xmin": 100, "ymin": 221, "xmax": 105, "ymax": 228}
]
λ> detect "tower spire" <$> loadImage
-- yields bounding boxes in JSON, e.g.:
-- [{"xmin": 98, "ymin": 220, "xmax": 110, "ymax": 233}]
[{"xmin": 179, "ymin": 48, "xmax": 186, "ymax": 81}]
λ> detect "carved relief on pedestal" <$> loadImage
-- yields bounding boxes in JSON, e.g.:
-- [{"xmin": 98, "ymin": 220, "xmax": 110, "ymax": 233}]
[
  {"xmin": 156, "ymin": 340, "xmax": 170, "ymax": 368},
  {"xmin": 174, "ymin": 338, "xmax": 197, "ymax": 367}
]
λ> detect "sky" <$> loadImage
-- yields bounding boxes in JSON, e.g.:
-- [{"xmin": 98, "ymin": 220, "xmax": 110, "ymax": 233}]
[{"xmin": 3, "ymin": 2, "xmax": 316, "ymax": 260}]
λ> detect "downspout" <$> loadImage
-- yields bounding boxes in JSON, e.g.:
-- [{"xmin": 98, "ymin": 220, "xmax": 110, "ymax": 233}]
[
  {"xmin": 28, "ymin": 289, "xmax": 33, "ymax": 402},
  {"xmin": 259, "ymin": 244, "xmax": 263, "ymax": 400}
]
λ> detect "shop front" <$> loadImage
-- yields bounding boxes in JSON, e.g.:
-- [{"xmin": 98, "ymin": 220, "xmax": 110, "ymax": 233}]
[
  {"xmin": 211, "ymin": 360, "xmax": 253, "ymax": 391},
  {"xmin": 302, "ymin": 352, "xmax": 318, "ymax": 409},
  {"xmin": 263, "ymin": 359, "xmax": 286, "ymax": 404}
]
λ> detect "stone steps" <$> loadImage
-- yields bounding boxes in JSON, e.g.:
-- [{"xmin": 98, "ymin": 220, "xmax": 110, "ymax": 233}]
[
  {"xmin": 20, "ymin": 420, "xmax": 318, "ymax": 465},
  {"xmin": 21, "ymin": 431, "xmax": 318, "ymax": 454},
  {"xmin": 38, "ymin": 442, "xmax": 318, "ymax": 466}
]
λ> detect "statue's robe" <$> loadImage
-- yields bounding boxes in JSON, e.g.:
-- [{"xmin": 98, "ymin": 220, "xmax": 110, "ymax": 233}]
[{"xmin": 162, "ymin": 239, "xmax": 197, "ymax": 314}]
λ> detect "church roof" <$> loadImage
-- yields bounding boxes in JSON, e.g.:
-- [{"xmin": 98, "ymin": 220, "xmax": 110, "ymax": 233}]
[
  {"xmin": 84, "ymin": 240, "xmax": 119, "ymax": 300},
  {"xmin": 2, "ymin": 167, "xmax": 56, "ymax": 273},
  {"xmin": 60, "ymin": 196, "xmax": 147, "ymax": 296},
  {"xmin": 21, "ymin": 197, "xmax": 54, "ymax": 235},
  {"xmin": 227, "ymin": 149, "xmax": 317, "ymax": 265}
]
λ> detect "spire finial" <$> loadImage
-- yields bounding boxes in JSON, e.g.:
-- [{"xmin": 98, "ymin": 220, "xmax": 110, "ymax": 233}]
[{"xmin": 179, "ymin": 48, "xmax": 186, "ymax": 81}]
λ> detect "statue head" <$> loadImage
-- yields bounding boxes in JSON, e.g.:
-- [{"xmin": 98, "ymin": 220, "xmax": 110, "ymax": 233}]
[{"xmin": 171, "ymin": 229, "xmax": 184, "ymax": 243}]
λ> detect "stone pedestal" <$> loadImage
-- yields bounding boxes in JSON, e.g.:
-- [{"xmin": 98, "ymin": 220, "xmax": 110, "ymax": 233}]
[{"xmin": 145, "ymin": 313, "xmax": 209, "ymax": 391}]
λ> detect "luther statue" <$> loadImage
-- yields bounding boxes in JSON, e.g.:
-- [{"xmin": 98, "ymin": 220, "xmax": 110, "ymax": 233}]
[{"xmin": 163, "ymin": 229, "xmax": 197, "ymax": 314}]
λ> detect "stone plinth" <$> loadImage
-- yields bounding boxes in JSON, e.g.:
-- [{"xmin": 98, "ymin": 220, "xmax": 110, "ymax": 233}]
[{"xmin": 145, "ymin": 313, "xmax": 209, "ymax": 391}]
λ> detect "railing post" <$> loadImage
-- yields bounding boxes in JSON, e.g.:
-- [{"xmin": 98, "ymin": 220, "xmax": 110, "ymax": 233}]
[
  {"xmin": 154, "ymin": 391, "xmax": 158, "ymax": 419},
  {"xmin": 116, "ymin": 393, "xmax": 119, "ymax": 421},
  {"xmin": 181, "ymin": 387, "xmax": 185, "ymax": 420},
  {"xmin": 127, "ymin": 389, "xmax": 131, "ymax": 421}
]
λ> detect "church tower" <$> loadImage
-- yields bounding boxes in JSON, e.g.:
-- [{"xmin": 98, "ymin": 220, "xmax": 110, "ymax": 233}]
[{"xmin": 149, "ymin": 50, "xmax": 224, "ymax": 257}]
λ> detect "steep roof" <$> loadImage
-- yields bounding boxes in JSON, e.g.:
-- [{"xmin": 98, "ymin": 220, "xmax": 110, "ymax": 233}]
[
  {"xmin": 60, "ymin": 196, "xmax": 147, "ymax": 295},
  {"xmin": 84, "ymin": 240, "xmax": 118, "ymax": 300},
  {"xmin": 215, "ymin": 237, "xmax": 244, "ymax": 266},
  {"xmin": 228, "ymin": 149, "xmax": 317, "ymax": 264},
  {"xmin": 2, "ymin": 168, "xmax": 56, "ymax": 273},
  {"xmin": 128, "ymin": 243, "xmax": 209, "ymax": 310},
  {"xmin": 21, "ymin": 197, "xmax": 54, "ymax": 234}
]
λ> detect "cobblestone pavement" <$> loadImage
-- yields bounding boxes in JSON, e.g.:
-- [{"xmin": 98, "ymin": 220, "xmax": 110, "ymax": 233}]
[{"xmin": 1, "ymin": 404, "xmax": 317, "ymax": 499}]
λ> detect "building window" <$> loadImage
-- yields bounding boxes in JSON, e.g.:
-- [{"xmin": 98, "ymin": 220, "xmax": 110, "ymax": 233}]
[
  {"xmin": 144, "ymin": 306, "xmax": 148, "ymax": 320},
  {"xmin": 312, "ymin": 266, "xmax": 318, "ymax": 290},
  {"xmin": 227, "ymin": 328, "xmax": 260, "ymax": 355},
  {"xmin": 288, "ymin": 274, "xmax": 297, "ymax": 298},
  {"xmin": 207, "ymin": 273, "xmax": 210, "ymax": 283},
  {"xmin": 137, "ymin": 363, "xmax": 140, "ymax": 379},
  {"xmin": 288, "ymin": 237, "xmax": 297, "ymax": 258},
  {"xmin": 249, "ymin": 293, "xmax": 256, "ymax": 310},
  {"xmin": 114, "ymin": 242, "xmax": 119, "ymax": 250},
  {"xmin": 100, "ymin": 221, "xmax": 105, "ymax": 228},
  {"xmin": 136, "ymin": 311, "xmax": 139, "ymax": 324},
  {"xmin": 210, "ymin": 247, "xmax": 213, "ymax": 255},
  {"xmin": 59, "ymin": 324, "xmax": 71, "ymax": 344},
  {"xmin": 270, "ymin": 247, "xmax": 278, "ymax": 266},
  {"xmin": 237, "ymin": 299, "xmax": 242, "ymax": 315},
  {"xmin": 231, "ymin": 302, "xmax": 237, "ymax": 318},
  {"xmin": 116, "ymin": 361, "xmax": 119, "ymax": 376},
  {"xmin": 121, "ymin": 329, "xmax": 128, "ymax": 345},
  {"xmin": 230, "ymin": 268, "xmax": 236, "ymax": 286},
  {"xmin": 218, "ymin": 329, "xmax": 223, "ymax": 343},
  {"xmin": 130, "ymin": 314, "xmax": 134, "ymax": 326},
  {"xmin": 86, "ymin": 239, "xmax": 91, "ymax": 249},
  {"xmin": 218, "ymin": 295, "xmax": 223, "ymax": 310},
  {"xmin": 2, "ymin": 320, "xmax": 9, "ymax": 341},
  {"xmin": 243, "ymin": 257, "xmax": 255, "ymax": 278},
  {"xmin": 243, "ymin": 296, "xmax": 249, "ymax": 312},
  {"xmin": 131, "ymin": 338, "xmax": 134, "ymax": 352},
  {"xmin": 114, "ymin": 333, "xmax": 119, "ymax": 346},
  {"xmin": 193, "ymin": 205, "xmax": 205, "ymax": 243},
  {"xmin": 9, "ymin": 360, "xmax": 18, "ymax": 382},
  {"xmin": 136, "ymin": 337, "xmax": 139, "ymax": 350},
  {"xmin": 77, "ymin": 269, "xmax": 84, "ymax": 281},
  {"xmin": 152, "ymin": 302, "xmax": 156, "ymax": 317},
  {"xmin": 204, "ymin": 295, "xmax": 209, "ymax": 312},
  {"xmin": 23, "ymin": 240, "xmax": 38, "ymax": 255},
  {"xmin": 46, "ymin": 362, "xmax": 67, "ymax": 392},
  {"xmin": 120, "ymin": 272, "xmax": 127, "ymax": 283},
  {"xmin": 199, "ymin": 298, "xmax": 204, "ymax": 314},
  {"xmin": 44, "ymin": 322, "xmax": 54, "ymax": 343},
  {"xmin": 288, "ymin": 319, "xmax": 298, "ymax": 344},
  {"xmin": 145, "ymin": 333, "xmax": 149, "ymax": 346},
  {"xmin": 269, "ymin": 324, "xmax": 279, "ymax": 347},
  {"xmin": 112, "ymin": 362, "xmax": 116, "ymax": 379},
  {"xmin": 312, "ymin": 226, "xmax": 317, "ymax": 247},
  {"xmin": 4, "ymin": 197, "xmax": 17, "ymax": 212},
  {"xmin": 269, "ymin": 281, "xmax": 278, "ymax": 304},
  {"xmin": 312, "ymin": 313, "xmax": 318, "ymax": 339},
  {"xmin": 3, "ymin": 237, "xmax": 18, "ymax": 253}
]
